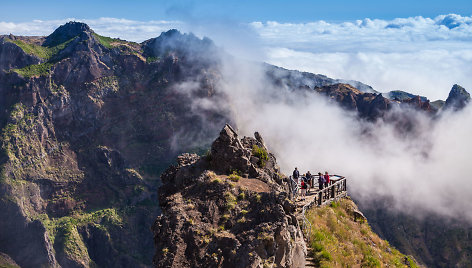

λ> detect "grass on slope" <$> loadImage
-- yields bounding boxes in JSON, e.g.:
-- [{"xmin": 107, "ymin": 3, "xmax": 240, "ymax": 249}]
[
  {"xmin": 306, "ymin": 198, "xmax": 419, "ymax": 268},
  {"xmin": 92, "ymin": 33, "xmax": 137, "ymax": 49},
  {"xmin": 7, "ymin": 37, "xmax": 76, "ymax": 60},
  {"xmin": 12, "ymin": 62, "xmax": 53, "ymax": 78},
  {"xmin": 8, "ymin": 37, "xmax": 76, "ymax": 78}
]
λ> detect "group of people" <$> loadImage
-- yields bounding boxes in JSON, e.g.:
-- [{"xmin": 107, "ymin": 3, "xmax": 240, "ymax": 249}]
[{"xmin": 292, "ymin": 167, "xmax": 331, "ymax": 199}]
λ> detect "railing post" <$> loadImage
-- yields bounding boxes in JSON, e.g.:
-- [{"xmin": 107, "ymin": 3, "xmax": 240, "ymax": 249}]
[
  {"xmin": 331, "ymin": 184, "xmax": 335, "ymax": 198},
  {"xmin": 318, "ymin": 191, "xmax": 322, "ymax": 205}
]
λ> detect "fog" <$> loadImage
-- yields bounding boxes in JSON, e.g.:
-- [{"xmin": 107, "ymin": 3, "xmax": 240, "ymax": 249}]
[{"xmin": 175, "ymin": 46, "xmax": 472, "ymax": 222}]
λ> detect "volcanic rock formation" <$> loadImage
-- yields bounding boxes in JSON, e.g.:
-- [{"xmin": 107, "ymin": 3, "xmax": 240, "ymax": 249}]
[{"xmin": 153, "ymin": 125, "xmax": 306, "ymax": 268}]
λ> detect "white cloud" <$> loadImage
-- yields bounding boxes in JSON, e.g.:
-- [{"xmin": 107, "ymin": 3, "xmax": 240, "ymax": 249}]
[
  {"xmin": 204, "ymin": 54, "xmax": 472, "ymax": 222},
  {"xmin": 251, "ymin": 14, "xmax": 472, "ymax": 100},
  {"xmin": 0, "ymin": 18, "xmax": 183, "ymax": 42}
]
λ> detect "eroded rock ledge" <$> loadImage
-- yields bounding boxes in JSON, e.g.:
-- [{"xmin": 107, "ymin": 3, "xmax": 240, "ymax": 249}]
[{"xmin": 152, "ymin": 124, "xmax": 305, "ymax": 268}]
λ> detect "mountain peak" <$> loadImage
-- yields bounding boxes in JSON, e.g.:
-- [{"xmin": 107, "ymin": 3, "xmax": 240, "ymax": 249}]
[
  {"xmin": 142, "ymin": 29, "xmax": 216, "ymax": 59},
  {"xmin": 445, "ymin": 84, "xmax": 470, "ymax": 110},
  {"xmin": 44, "ymin": 21, "xmax": 93, "ymax": 47}
]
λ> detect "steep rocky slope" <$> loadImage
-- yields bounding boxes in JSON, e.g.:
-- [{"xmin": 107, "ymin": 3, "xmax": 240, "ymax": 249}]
[
  {"xmin": 360, "ymin": 202, "xmax": 472, "ymax": 268},
  {"xmin": 153, "ymin": 125, "xmax": 306, "ymax": 267}
]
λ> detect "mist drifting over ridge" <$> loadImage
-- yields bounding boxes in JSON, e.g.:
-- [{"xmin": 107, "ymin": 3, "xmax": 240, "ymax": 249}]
[{"xmin": 162, "ymin": 27, "xmax": 472, "ymax": 223}]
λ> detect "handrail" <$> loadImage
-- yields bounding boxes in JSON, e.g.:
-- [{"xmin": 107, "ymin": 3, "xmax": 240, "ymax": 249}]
[{"xmin": 290, "ymin": 174, "xmax": 347, "ymax": 242}]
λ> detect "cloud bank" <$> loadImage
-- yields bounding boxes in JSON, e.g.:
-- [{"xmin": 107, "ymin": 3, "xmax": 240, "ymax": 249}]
[
  {"xmin": 251, "ymin": 14, "xmax": 472, "ymax": 100},
  {"xmin": 205, "ymin": 55, "xmax": 472, "ymax": 223}
]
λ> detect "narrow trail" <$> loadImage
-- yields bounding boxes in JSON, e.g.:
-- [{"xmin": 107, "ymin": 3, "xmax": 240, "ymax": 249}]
[
  {"xmin": 296, "ymin": 190, "xmax": 319, "ymax": 267},
  {"xmin": 290, "ymin": 176, "xmax": 348, "ymax": 267}
]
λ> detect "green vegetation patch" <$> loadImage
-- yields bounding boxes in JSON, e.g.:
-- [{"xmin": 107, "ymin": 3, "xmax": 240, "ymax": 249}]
[
  {"xmin": 7, "ymin": 39, "xmax": 50, "ymax": 59},
  {"xmin": 224, "ymin": 192, "xmax": 237, "ymax": 210},
  {"xmin": 146, "ymin": 56, "xmax": 160, "ymax": 63},
  {"xmin": 92, "ymin": 33, "xmax": 133, "ymax": 49},
  {"xmin": 36, "ymin": 208, "xmax": 123, "ymax": 248},
  {"xmin": 7, "ymin": 37, "xmax": 76, "ymax": 78},
  {"xmin": 306, "ymin": 199, "xmax": 419, "ymax": 267},
  {"xmin": 252, "ymin": 145, "xmax": 269, "ymax": 167},
  {"xmin": 7, "ymin": 37, "xmax": 76, "ymax": 60},
  {"xmin": 12, "ymin": 62, "xmax": 53, "ymax": 78},
  {"xmin": 228, "ymin": 171, "xmax": 241, "ymax": 182}
]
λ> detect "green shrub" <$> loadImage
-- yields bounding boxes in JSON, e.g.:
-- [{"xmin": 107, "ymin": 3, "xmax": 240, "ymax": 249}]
[
  {"xmin": 228, "ymin": 171, "xmax": 241, "ymax": 182},
  {"xmin": 362, "ymin": 254, "xmax": 381, "ymax": 267},
  {"xmin": 252, "ymin": 145, "xmax": 268, "ymax": 167},
  {"xmin": 320, "ymin": 250, "xmax": 332, "ymax": 261},
  {"xmin": 224, "ymin": 192, "xmax": 237, "ymax": 210},
  {"xmin": 212, "ymin": 178, "xmax": 223, "ymax": 184},
  {"xmin": 146, "ymin": 56, "xmax": 160, "ymax": 63}
]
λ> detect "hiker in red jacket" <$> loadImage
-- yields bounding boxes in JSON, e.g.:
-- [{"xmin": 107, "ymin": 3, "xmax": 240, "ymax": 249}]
[{"xmin": 324, "ymin": 171, "xmax": 330, "ymax": 188}]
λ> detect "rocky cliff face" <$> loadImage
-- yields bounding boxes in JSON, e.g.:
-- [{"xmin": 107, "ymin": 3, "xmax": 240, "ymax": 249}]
[
  {"xmin": 153, "ymin": 125, "xmax": 306, "ymax": 268},
  {"xmin": 0, "ymin": 22, "xmax": 226, "ymax": 267}
]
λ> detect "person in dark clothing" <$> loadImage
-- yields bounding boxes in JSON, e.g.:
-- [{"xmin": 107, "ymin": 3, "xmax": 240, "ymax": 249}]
[
  {"xmin": 318, "ymin": 172, "xmax": 325, "ymax": 190},
  {"xmin": 293, "ymin": 167, "xmax": 300, "ymax": 180},
  {"xmin": 306, "ymin": 171, "xmax": 312, "ymax": 193},
  {"xmin": 292, "ymin": 167, "xmax": 300, "ymax": 196}
]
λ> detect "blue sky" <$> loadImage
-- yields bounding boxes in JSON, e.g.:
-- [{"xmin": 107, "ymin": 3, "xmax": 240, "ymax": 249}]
[{"xmin": 0, "ymin": 0, "xmax": 471, "ymax": 23}]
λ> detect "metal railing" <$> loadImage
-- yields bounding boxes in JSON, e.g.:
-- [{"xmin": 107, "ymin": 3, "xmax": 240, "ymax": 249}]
[{"xmin": 289, "ymin": 175, "xmax": 347, "ymax": 242}]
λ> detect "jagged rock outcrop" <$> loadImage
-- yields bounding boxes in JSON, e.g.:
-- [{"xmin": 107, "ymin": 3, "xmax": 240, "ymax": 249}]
[
  {"xmin": 153, "ymin": 125, "xmax": 306, "ymax": 268},
  {"xmin": 444, "ymin": 84, "xmax": 470, "ymax": 110}
]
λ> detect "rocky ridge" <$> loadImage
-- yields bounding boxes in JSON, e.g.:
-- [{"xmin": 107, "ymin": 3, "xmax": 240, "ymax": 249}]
[
  {"xmin": 153, "ymin": 125, "xmax": 305, "ymax": 267},
  {"xmin": 444, "ymin": 84, "xmax": 471, "ymax": 110}
]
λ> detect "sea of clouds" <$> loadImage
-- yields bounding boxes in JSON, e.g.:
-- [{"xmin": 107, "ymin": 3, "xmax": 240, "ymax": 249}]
[{"xmin": 250, "ymin": 14, "xmax": 472, "ymax": 100}]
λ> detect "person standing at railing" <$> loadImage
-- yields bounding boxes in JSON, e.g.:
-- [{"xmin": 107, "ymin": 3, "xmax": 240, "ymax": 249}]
[
  {"xmin": 300, "ymin": 175, "xmax": 307, "ymax": 199},
  {"xmin": 318, "ymin": 172, "xmax": 325, "ymax": 190},
  {"xmin": 306, "ymin": 171, "xmax": 312, "ymax": 193},
  {"xmin": 324, "ymin": 171, "xmax": 330, "ymax": 188}
]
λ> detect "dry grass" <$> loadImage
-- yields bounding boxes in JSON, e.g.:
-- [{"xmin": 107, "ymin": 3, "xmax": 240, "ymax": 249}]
[{"xmin": 306, "ymin": 199, "xmax": 419, "ymax": 268}]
